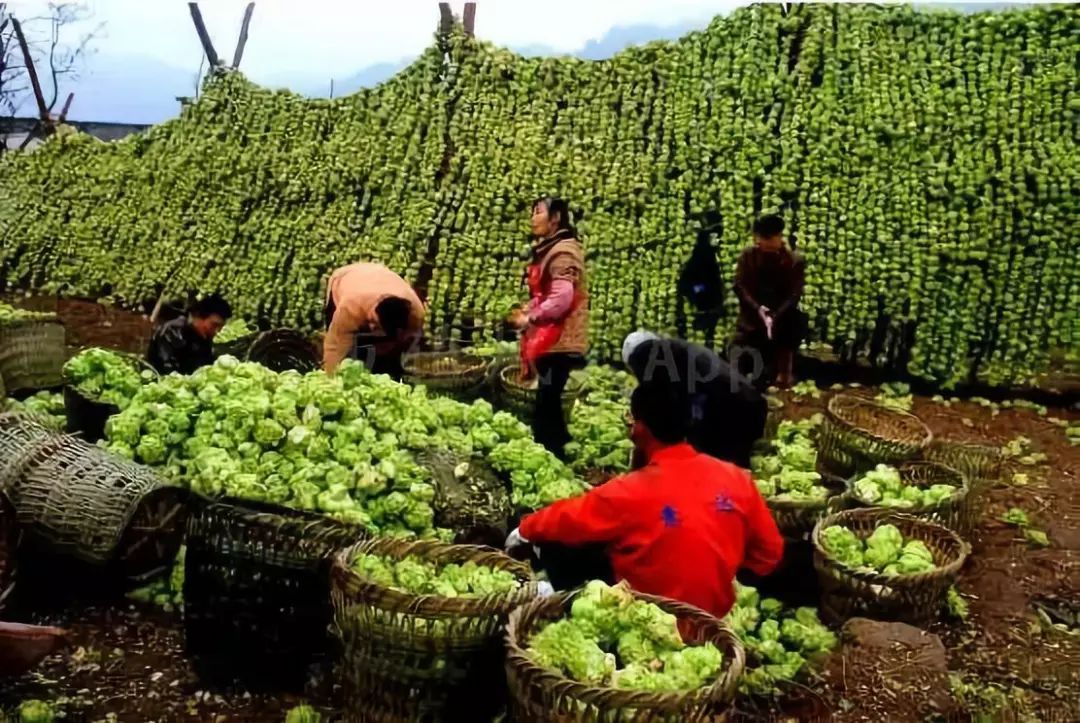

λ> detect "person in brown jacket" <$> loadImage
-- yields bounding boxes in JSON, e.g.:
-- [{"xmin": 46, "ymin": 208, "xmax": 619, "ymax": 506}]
[
  {"xmin": 509, "ymin": 197, "xmax": 589, "ymax": 458},
  {"xmin": 323, "ymin": 263, "xmax": 425, "ymax": 378},
  {"xmin": 733, "ymin": 214, "xmax": 806, "ymax": 389}
]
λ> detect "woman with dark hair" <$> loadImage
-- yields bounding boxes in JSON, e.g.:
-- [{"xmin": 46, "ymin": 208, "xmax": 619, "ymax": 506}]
[{"xmin": 508, "ymin": 197, "xmax": 590, "ymax": 459}]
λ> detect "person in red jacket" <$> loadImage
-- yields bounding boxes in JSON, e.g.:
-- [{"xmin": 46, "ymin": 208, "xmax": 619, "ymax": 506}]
[{"xmin": 507, "ymin": 383, "xmax": 784, "ymax": 619}]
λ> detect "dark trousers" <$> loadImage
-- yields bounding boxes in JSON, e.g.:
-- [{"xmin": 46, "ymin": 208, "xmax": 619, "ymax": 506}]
[
  {"xmin": 537, "ymin": 543, "xmax": 614, "ymax": 591},
  {"xmin": 532, "ymin": 353, "xmax": 584, "ymax": 459}
]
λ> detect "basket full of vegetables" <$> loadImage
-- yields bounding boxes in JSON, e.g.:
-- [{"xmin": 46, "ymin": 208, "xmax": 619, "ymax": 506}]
[
  {"xmin": 751, "ymin": 418, "xmax": 848, "ymax": 540},
  {"xmin": 402, "ymin": 350, "xmax": 492, "ymax": 400},
  {"xmin": 818, "ymin": 394, "xmax": 931, "ymax": 477},
  {"xmin": 184, "ymin": 496, "xmax": 365, "ymax": 689},
  {"xmin": 0, "ymin": 303, "xmax": 66, "ymax": 394},
  {"xmin": 6, "ymin": 435, "xmax": 187, "ymax": 575},
  {"xmin": 504, "ymin": 580, "xmax": 745, "ymax": 723},
  {"xmin": 495, "ymin": 364, "xmax": 581, "ymax": 421},
  {"xmin": 847, "ymin": 462, "xmax": 971, "ymax": 533},
  {"xmin": 62, "ymin": 348, "xmax": 158, "ymax": 443},
  {"xmin": 330, "ymin": 537, "xmax": 536, "ymax": 722},
  {"xmin": 812, "ymin": 508, "xmax": 969, "ymax": 625}
]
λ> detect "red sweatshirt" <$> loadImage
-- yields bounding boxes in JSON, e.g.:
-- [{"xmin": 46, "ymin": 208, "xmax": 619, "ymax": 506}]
[{"xmin": 520, "ymin": 443, "xmax": 784, "ymax": 619}]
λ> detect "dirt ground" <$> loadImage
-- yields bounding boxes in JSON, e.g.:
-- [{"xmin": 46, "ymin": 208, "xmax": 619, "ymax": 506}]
[{"xmin": 2, "ymin": 300, "xmax": 1079, "ymax": 722}]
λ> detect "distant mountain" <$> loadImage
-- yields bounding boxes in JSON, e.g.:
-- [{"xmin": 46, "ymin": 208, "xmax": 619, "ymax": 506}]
[{"xmin": 62, "ymin": 53, "xmax": 198, "ymax": 124}]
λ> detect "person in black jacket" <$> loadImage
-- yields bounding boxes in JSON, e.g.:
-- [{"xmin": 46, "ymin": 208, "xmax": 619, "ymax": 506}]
[
  {"xmin": 147, "ymin": 294, "xmax": 232, "ymax": 375},
  {"xmin": 621, "ymin": 331, "xmax": 766, "ymax": 470}
]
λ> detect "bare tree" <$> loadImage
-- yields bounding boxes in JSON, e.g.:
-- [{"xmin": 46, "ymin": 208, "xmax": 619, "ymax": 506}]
[{"xmin": 0, "ymin": 1, "xmax": 102, "ymax": 148}]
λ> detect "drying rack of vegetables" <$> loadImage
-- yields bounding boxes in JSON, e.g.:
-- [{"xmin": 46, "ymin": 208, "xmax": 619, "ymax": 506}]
[
  {"xmin": 818, "ymin": 394, "xmax": 932, "ymax": 477},
  {"xmin": 812, "ymin": 508, "xmax": 970, "ymax": 625},
  {"xmin": 62, "ymin": 348, "xmax": 158, "ymax": 442},
  {"xmin": 330, "ymin": 537, "xmax": 535, "ymax": 722},
  {"xmin": 505, "ymin": 580, "xmax": 744, "ymax": 723},
  {"xmin": 5, "ymin": 434, "xmax": 187, "ymax": 577},
  {"xmin": 848, "ymin": 462, "xmax": 972, "ymax": 533},
  {"xmin": 402, "ymin": 350, "xmax": 492, "ymax": 400},
  {"xmin": 0, "ymin": 302, "xmax": 66, "ymax": 394},
  {"xmin": 183, "ymin": 496, "xmax": 365, "ymax": 689}
]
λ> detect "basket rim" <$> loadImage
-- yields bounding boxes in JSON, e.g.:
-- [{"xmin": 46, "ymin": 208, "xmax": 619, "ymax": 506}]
[
  {"xmin": 846, "ymin": 461, "xmax": 969, "ymax": 512},
  {"xmin": 504, "ymin": 587, "xmax": 745, "ymax": 711},
  {"xmin": 498, "ymin": 363, "xmax": 584, "ymax": 396},
  {"xmin": 332, "ymin": 537, "xmax": 537, "ymax": 616},
  {"xmin": 811, "ymin": 508, "xmax": 970, "ymax": 586},
  {"xmin": 826, "ymin": 393, "xmax": 932, "ymax": 449},
  {"xmin": 402, "ymin": 350, "xmax": 492, "ymax": 377}
]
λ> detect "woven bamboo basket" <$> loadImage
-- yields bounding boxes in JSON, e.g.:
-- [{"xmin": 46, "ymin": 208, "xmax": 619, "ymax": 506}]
[
  {"xmin": 505, "ymin": 589, "xmax": 745, "ymax": 723},
  {"xmin": 184, "ymin": 497, "xmax": 366, "ymax": 689},
  {"xmin": 495, "ymin": 364, "xmax": 580, "ymax": 421},
  {"xmin": 767, "ymin": 471, "xmax": 849, "ymax": 542},
  {"xmin": 0, "ymin": 412, "xmax": 66, "ymax": 492},
  {"xmin": 847, "ymin": 462, "xmax": 971, "ymax": 534},
  {"xmin": 331, "ymin": 537, "xmax": 537, "ymax": 723},
  {"xmin": 818, "ymin": 394, "xmax": 932, "ymax": 477},
  {"xmin": 0, "ymin": 319, "xmax": 66, "ymax": 393},
  {"xmin": 7, "ymin": 438, "xmax": 187, "ymax": 574},
  {"xmin": 924, "ymin": 437, "xmax": 1002, "ymax": 494},
  {"xmin": 402, "ymin": 351, "xmax": 492, "ymax": 400},
  {"xmin": 0, "ymin": 491, "xmax": 18, "ymax": 613},
  {"xmin": 812, "ymin": 508, "xmax": 969, "ymax": 626},
  {"xmin": 62, "ymin": 352, "xmax": 157, "ymax": 443},
  {"xmin": 246, "ymin": 329, "xmax": 321, "ymax": 373},
  {"xmin": 213, "ymin": 331, "xmax": 260, "ymax": 360}
]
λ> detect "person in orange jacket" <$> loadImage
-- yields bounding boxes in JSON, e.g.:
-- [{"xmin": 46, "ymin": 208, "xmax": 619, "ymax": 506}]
[
  {"xmin": 506, "ymin": 382, "xmax": 784, "ymax": 619},
  {"xmin": 323, "ymin": 263, "xmax": 425, "ymax": 378}
]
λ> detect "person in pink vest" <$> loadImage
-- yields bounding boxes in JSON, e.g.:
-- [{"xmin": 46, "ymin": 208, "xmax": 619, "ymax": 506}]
[{"xmin": 322, "ymin": 263, "xmax": 425, "ymax": 378}]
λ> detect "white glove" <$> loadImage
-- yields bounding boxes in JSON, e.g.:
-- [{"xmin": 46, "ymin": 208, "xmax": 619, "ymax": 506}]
[
  {"xmin": 505, "ymin": 527, "xmax": 529, "ymax": 551},
  {"xmin": 537, "ymin": 580, "xmax": 555, "ymax": 598}
]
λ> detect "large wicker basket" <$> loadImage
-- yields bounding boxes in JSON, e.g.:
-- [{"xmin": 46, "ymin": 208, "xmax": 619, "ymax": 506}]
[
  {"xmin": 62, "ymin": 352, "xmax": 157, "ymax": 443},
  {"xmin": 924, "ymin": 437, "xmax": 1002, "ymax": 495},
  {"xmin": 0, "ymin": 319, "xmax": 66, "ymax": 393},
  {"xmin": 0, "ymin": 412, "xmax": 66, "ymax": 492},
  {"xmin": 331, "ymin": 537, "xmax": 537, "ymax": 723},
  {"xmin": 847, "ymin": 462, "xmax": 971, "ymax": 534},
  {"xmin": 246, "ymin": 329, "xmax": 321, "ymax": 373},
  {"xmin": 495, "ymin": 364, "xmax": 580, "ymax": 421},
  {"xmin": 767, "ymin": 471, "xmax": 849, "ymax": 542},
  {"xmin": 0, "ymin": 491, "xmax": 18, "ymax": 614},
  {"xmin": 505, "ymin": 589, "xmax": 746, "ymax": 723},
  {"xmin": 184, "ymin": 497, "xmax": 365, "ymax": 689},
  {"xmin": 6, "ymin": 438, "xmax": 187, "ymax": 574},
  {"xmin": 402, "ymin": 351, "xmax": 492, "ymax": 400},
  {"xmin": 812, "ymin": 508, "xmax": 969, "ymax": 626},
  {"xmin": 818, "ymin": 394, "xmax": 932, "ymax": 477}
]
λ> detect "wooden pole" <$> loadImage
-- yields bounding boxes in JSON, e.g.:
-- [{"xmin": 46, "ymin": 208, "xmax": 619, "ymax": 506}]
[
  {"xmin": 11, "ymin": 18, "xmax": 50, "ymax": 122},
  {"xmin": 463, "ymin": 3, "xmax": 476, "ymax": 37},
  {"xmin": 231, "ymin": 2, "xmax": 255, "ymax": 69},
  {"xmin": 188, "ymin": 2, "xmax": 220, "ymax": 68},
  {"xmin": 57, "ymin": 92, "xmax": 74, "ymax": 122},
  {"xmin": 438, "ymin": 3, "xmax": 453, "ymax": 36}
]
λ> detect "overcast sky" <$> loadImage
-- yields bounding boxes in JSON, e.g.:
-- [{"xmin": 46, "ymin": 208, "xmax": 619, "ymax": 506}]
[{"xmin": 8, "ymin": 0, "xmax": 744, "ymax": 84}]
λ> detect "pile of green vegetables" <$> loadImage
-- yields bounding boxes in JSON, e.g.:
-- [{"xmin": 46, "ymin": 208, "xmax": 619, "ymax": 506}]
[
  {"xmin": 820, "ymin": 523, "xmax": 936, "ymax": 575},
  {"xmin": 724, "ymin": 583, "xmax": 837, "ymax": 694},
  {"xmin": 851, "ymin": 464, "xmax": 958, "ymax": 509},
  {"xmin": 0, "ymin": 302, "xmax": 56, "ymax": 326},
  {"xmin": 63, "ymin": 347, "xmax": 153, "ymax": 410},
  {"xmin": 565, "ymin": 366, "xmax": 635, "ymax": 473},
  {"xmin": 215, "ymin": 318, "xmax": 256, "ymax": 344},
  {"xmin": 127, "ymin": 546, "xmax": 185, "ymax": 612},
  {"xmin": 527, "ymin": 580, "xmax": 725, "ymax": 692},
  {"xmin": 350, "ymin": 552, "xmax": 521, "ymax": 597},
  {"xmin": 13, "ymin": 699, "xmax": 55, "ymax": 722},
  {"xmin": 751, "ymin": 418, "xmax": 830, "ymax": 501},
  {"xmin": 2, "ymin": 390, "xmax": 65, "ymax": 429},
  {"xmin": 104, "ymin": 356, "xmax": 584, "ymax": 535}
]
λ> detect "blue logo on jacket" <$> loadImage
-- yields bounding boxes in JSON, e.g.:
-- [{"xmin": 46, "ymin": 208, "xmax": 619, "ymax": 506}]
[
  {"xmin": 661, "ymin": 505, "xmax": 680, "ymax": 528},
  {"xmin": 714, "ymin": 495, "xmax": 735, "ymax": 513}
]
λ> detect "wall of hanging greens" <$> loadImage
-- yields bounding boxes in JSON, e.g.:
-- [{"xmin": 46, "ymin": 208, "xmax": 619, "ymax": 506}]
[{"xmin": 0, "ymin": 4, "xmax": 1076, "ymax": 388}]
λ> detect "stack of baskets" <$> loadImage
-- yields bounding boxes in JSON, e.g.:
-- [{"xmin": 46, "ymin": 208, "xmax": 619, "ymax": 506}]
[
  {"xmin": 402, "ymin": 351, "xmax": 492, "ymax": 401},
  {"xmin": 0, "ymin": 315, "xmax": 66, "ymax": 394},
  {"xmin": 846, "ymin": 461, "xmax": 971, "ymax": 534},
  {"xmin": 818, "ymin": 394, "xmax": 932, "ymax": 477},
  {"xmin": 504, "ymin": 589, "xmax": 745, "ymax": 722},
  {"xmin": 5, "ymin": 435, "xmax": 187, "ymax": 576},
  {"xmin": 184, "ymin": 498, "xmax": 365, "ymax": 688},
  {"xmin": 495, "ymin": 364, "xmax": 580, "ymax": 421},
  {"xmin": 330, "ymin": 538, "xmax": 536, "ymax": 722},
  {"xmin": 62, "ymin": 352, "xmax": 158, "ymax": 443},
  {"xmin": 812, "ymin": 508, "xmax": 970, "ymax": 626}
]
